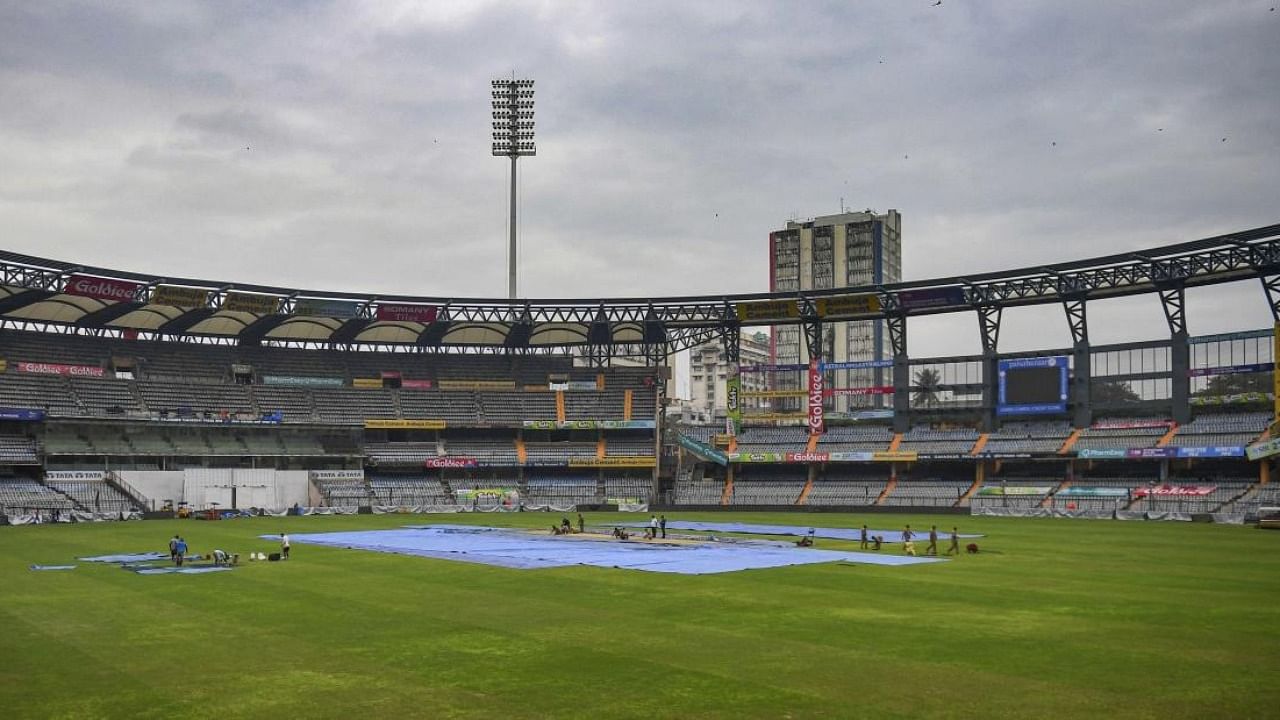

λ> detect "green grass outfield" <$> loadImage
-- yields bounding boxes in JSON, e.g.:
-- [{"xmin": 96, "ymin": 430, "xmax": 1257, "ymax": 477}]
[{"xmin": 2, "ymin": 512, "xmax": 1279, "ymax": 719}]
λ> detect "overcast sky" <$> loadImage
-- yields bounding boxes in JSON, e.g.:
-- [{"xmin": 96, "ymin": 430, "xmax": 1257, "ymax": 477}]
[{"xmin": 2, "ymin": 0, "xmax": 1278, "ymax": 376}]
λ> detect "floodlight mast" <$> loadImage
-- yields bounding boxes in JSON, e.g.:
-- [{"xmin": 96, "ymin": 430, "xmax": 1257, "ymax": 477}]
[{"xmin": 491, "ymin": 78, "xmax": 535, "ymax": 300}]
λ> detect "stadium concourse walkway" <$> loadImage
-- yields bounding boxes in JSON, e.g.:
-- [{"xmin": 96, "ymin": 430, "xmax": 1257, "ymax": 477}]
[{"xmin": 271, "ymin": 525, "xmax": 946, "ymax": 574}]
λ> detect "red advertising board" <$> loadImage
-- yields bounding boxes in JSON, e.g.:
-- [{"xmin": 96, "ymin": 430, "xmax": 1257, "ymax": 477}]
[
  {"xmin": 1092, "ymin": 419, "xmax": 1174, "ymax": 430},
  {"xmin": 807, "ymin": 359, "xmax": 825, "ymax": 434},
  {"xmin": 16, "ymin": 362, "xmax": 105, "ymax": 378},
  {"xmin": 424, "ymin": 457, "xmax": 478, "ymax": 468},
  {"xmin": 824, "ymin": 386, "xmax": 894, "ymax": 396},
  {"xmin": 64, "ymin": 274, "xmax": 141, "ymax": 302},
  {"xmin": 401, "ymin": 379, "xmax": 433, "ymax": 389},
  {"xmin": 376, "ymin": 304, "xmax": 438, "ymax": 323},
  {"xmin": 785, "ymin": 452, "xmax": 830, "ymax": 463},
  {"xmin": 1134, "ymin": 485, "xmax": 1216, "ymax": 497}
]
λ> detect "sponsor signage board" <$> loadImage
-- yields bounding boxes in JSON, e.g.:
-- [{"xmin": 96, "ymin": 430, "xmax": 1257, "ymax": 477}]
[
  {"xmin": 825, "ymin": 386, "xmax": 894, "ymax": 397},
  {"xmin": 1125, "ymin": 448, "xmax": 1178, "ymax": 459},
  {"xmin": 726, "ymin": 370, "xmax": 742, "ymax": 434},
  {"xmin": 1133, "ymin": 485, "xmax": 1216, "ymax": 497},
  {"xmin": 520, "ymin": 420, "xmax": 656, "ymax": 430},
  {"xmin": 727, "ymin": 452, "xmax": 784, "ymax": 463},
  {"xmin": 424, "ymin": 457, "xmax": 478, "ymax": 468},
  {"xmin": 785, "ymin": 452, "xmax": 829, "ymax": 463},
  {"xmin": 375, "ymin": 303, "xmax": 438, "ymax": 323},
  {"xmin": 1056, "ymin": 486, "xmax": 1131, "ymax": 497},
  {"xmin": 309, "ymin": 470, "xmax": 364, "ymax": 481},
  {"xmin": 1076, "ymin": 448, "xmax": 1127, "ymax": 459},
  {"xmin": 223, "ymin": 291, "xmax": 282, "ymax": 314},
  {"xmin": 438, "ymin": 380, "xmax": 517, "ymax": 390},
  {"xmin": 0, "ymin": 407, "xmax": 46, "ymax": 421},
  {"xmin": 735, "ymin": 300, "xmax": 799, "ymax": 322},
  {"xmin": 976, "ymin": 486, "xmax": 1051, "ymax": 496},
  {"xmin": 64, "ymin": 274, "xmax": 141, "ymax": 302},
  {"xmin": 738, "ymin": 363, "xmax": 809, "ymax": 373},
  {"xmin": 294, "ymin": 298, "xmax": 362, "ymax": 319},
  {"xmin": 363, "ymin": 419, "xmax": 447, "ymax": 430},
  {"xmin": 816, "ymin": 294, "xmax": 881, "ymax": 317},
  {"xmin": 1091, "ymin": 419, "xmax": 1173, "ymax": 430},
  {"xmin": 401, "ymin": 379, "xmax": 433, "ymax": 390},
  {"xmin": 261, "ymin": 375, "xmax": 345, "ymax": 387},
  {"xmin": 824, "ymin": 450, "xmax": 919, "ymax": 462},
  {"xmin": 1174, "ymin": 446, "xmax": 1244, "ymax": 458},
  {"xmin": 821, "ymin": 359, "xmax": 894, "ymax": 371},
  {"xmin": 568, "ymin": 457, "xmax": 657, "ymax": 468},
  {"xmin": 1190, "ymin": 392, "xmax": 1273, "ymax": 406},
  {"xmin": 742, "ymin": 389, "xmax": 808, "ymax": 398},
  {"xmin": 150, "ymin": 284, "xmax": 210, "ymax": 309},
  {"xmin": 16, "ymin": 362, "xmax": 104, "ymax": 378},
  {"xmin": 896, "ymin": 286, "xmax": 966, "ymax": 310},
  {"xmin": 1188, "ymin": 363, "xmax": 1272, "ymax": 377},
  {"xmin": 45, "ymin": 470, "xmax": 108, "ymax": 481},
  {"xmin": 1246, "ymin": 437, "xmax": 1280, "ymax": 460},
  {"xmin": 352, "ymin": 378, "xmax": 383, "ymax": 388}
]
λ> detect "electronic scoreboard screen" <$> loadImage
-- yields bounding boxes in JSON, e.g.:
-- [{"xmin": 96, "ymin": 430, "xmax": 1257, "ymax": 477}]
[{"xmin": 997, "ymin": 356, "xmax": 1068, "ymax": 416}]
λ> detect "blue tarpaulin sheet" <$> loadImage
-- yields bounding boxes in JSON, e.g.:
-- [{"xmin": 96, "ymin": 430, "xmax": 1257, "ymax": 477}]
[
  {"xmin": 29, "ymin": 565, "xmax": 77, "ymax": 571},
  {"xmin": 78, "ymin": 552, "xmax": 169, "ymax": 563},
  {"xmin": 272, "ymin": 526, "xmax": 946, "ymax": 574},
  {"xmin": 619, "ymin": 521, "xmax": 982, "ymax": 544},
  {"xmin": 133, "ymin": 566, "xmax": 234, "ymax": 575}
]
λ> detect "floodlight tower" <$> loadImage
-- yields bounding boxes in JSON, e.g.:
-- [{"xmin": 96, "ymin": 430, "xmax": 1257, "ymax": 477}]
[{"xmin": 491, "ymin": 78, "xmax": 536, "ymax": 299}]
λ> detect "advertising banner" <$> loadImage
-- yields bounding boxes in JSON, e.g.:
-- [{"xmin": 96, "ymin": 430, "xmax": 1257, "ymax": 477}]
[
  {"xmin": 871, "ymin": 451, "xmax": 918, "ymax": 462},
  {"xmin": 742, "ymin": 390, "xmax": 808, "ymax": 398},
  {"xmin": 825, "ymin": 386, "xmax": 894, "ymax": 397},
  {"xmin": 785, "ymin": 452, "xmax": 829, "ymax": 463},
  {"xmin": 438, "ymin": 380, "xmax": 517, "ymax": 390},
  {"xmin": 1125, "ymin": 448, "xmax": 1179, "ymax": 459},
  {"xmin": 896, "ymin": 287, "xmax": 966, "ymax": 310},
  {"xmin": 1174, "ymin": 446, "xmax": 1244, "ymax": 458},
  {"xmin": 726, "ymin": 370, "xmax": 742, "ymax": 435},
  {"xmin": 1188, "ymin": 363, "xmax": 1272, "ymax": 377},
  {"xmin": 523, "ymin": 420, "xmax": 558, "ymax": 430},
  {"xmin": 597, "ymin": 420, "xmax": 656, "ymax": 430},
  {"xmin": 352, "ymin": 378, "xmax": 383, "ymax": 388},
  {"xmin": 375, "ymin": 303, "xmax": 438, "ymax": 323},
  {"xmin": 816, "ymin": 294, "xmax": 881, "ymax": 316},
  {"xmin": 262, "ymin": 375, "xmax": 345, "ymax": 387},
  {"xmin": 223, "ymin": 291, "xmax": 282, "ymax": 314},
  {"xmin": 842, "ymin": 409, "xmax": 895, "ymax": 420},
  {"xmin": 1246, "ymin": 437, "xmax": 1280, "ymax": 460},
  {"xmin": 1056, "ymin": 486, "xmax": 1131, "ymax": 497},
  {"xmin": 0, "ymin": 407, "xmax": 46, "ymax": 421},
  {"xmin": 363, "ymin": 419, "xmax": 447, "ymax": 430},
  {"xmin": 735, "ymin": 300, "xmax": 799, "ymax": 322},
  {"xmin": 1076, "ymin": 448, "xmax": 1128, "ymax": 459},
  {"xmin": 567, "ymin": 457, "xmax": 657, "ymax": 468},
  {"xmin": 64, "ymin": 274, "xmax": 141, "ymax": 302},
  {"xmin": 821, "ymin": 359, "xmax": 894, "ymax": 371},
  {"xmin": 677, "ymin": 434, "xmax": 728, "ymax": 466},
  {"xmin": 294, "ymin": 298, "xmax": 362, "ymax": 319},
  {"xmin": 976, "ymin": 486, "xmax": 1051, "ymax": 496},
  {"xmin": 424, "ymin": 457, "xmax": 478, "ymax": 468},
  {"xmin": 1133, "ymin": 485, "xmax": 1216, "ymax": 497},
  {"xmin": 150, "ymin": 285, "xmax": 210, "ymax": 309},
  {"xmin": 566, "ymin": 381, "xmax": 598, "ymax": 391},
  {"xmin": 740, "ymin": 412, "xmax": 808, "ymax": 421},
  {"xmin": 807, "ymin": 359, "xmax": 825, "ymax": 435},
  {"xmin": 727, "ymin": 452, "xmax": 784, "ymax": 463},
  {"xmin": 401, "ymin": 379, "xmax": 433, "ymax": 390},
  {"xmin": 309, "ymin": 470, "xmax": 365, "ymax": 481},
  {"xmin": 45, "ymin": 470, "xmax": 108, "ymax": 481},
  {"xmin": 827, "ymin": 451, "xmax": 875, "ymax": 462},
  {"xmin": 16, "ymin": 362, "xmax": 105, "ymax": 378},
  {"xmin": 519, "ymin": 420, "xmax": 656, "ymax": 430},
  {"xmin": 1190, "ymin": 392, "xmax": 1273, "ymax": 406}
]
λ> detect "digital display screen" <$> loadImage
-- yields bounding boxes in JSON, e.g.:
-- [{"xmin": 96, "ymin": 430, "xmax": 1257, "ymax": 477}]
[
  {"xmin": 1003, "ymin": 366, "xmax": 1063, "ymax": 405},
  {"xmin": 997, "ymin": 356, "xmax": 1068, "ymax": 416}
]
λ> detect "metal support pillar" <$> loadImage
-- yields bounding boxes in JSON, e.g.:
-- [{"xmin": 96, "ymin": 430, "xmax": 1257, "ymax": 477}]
[
  {"xmin": 977, "ymin": 305, "xmax": 1002, "ymax": 432},
  {"xmin": 803, "ymin": 320, "xmax": 823, "ymax": 363},
  {"xmin": 1260, "ymin": 274, "xmax": 1280, "ymax": 321},
  {"xmin": 1159, "ymin": 284, "xmax": 1191, "ymax": 424},
  {"xmin": 1063, "ymin": 297, "xmax": 1091, "ymax": 428},
  {"xmin": 887, "ymin": 313, "xmax": 910, "ymax": 432}
]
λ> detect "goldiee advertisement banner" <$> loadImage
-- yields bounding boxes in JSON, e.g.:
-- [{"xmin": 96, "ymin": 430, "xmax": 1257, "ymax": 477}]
[
  {"xmin": 726, "ymin": 370, "xmax": 742, "ymax": 435},
  {"xmin": 294, "ymin": 298, "xmax": 361, "ymax": 319},
  {"xmin": 897, "ymin": 286, "xmax": 966, "ymax": 310},
  {"xmin": 375, "ymin": 303, "xmax": 438, "ymax": 323},
  {"xmin": 1055, "ymin": 486, "xmax": 1131, "ymax": 497},
  {"xmin": 150, "ymin": 284, "xmax": 210, "ymax": 309},
  {"xmin": 1133, "ymin": 485, "xmax": 1216, "ymax": 497},
  {"xmin": 735, "ymin": 300, "xmax": 799, "ymax": 322},
  {"xmin": 16, "ymin": 362, "xmax": 104, "ymax": 378},
  {"xmin": 976, "ymin": 486, "xmax": 1051, "ymax": 496},
  {"xmin": 807, "ymin": 359, "xmax": 825, "ymax": 434},
  {"xmin": 262, "ymin": 375, "xmax": 345, "ymax": 387},
  {"xmin": 677, "ymin": 434, "xmax": 728, "ymax": 466},
  {"xmin": 223, "ymin": 291, "xmax": 282, "ymax": 314},
  {"xmin": 825, "ymin": 386, "xmax": 894, "ymax": 396},
  {"xmin": 568, "ymin": 457, "xmax": 657, "ymax": 468},
  {"xmin": 0, "ymin": 407, "xmax": 45, "ymax": 421},
  {"xmin": 816, "ymin": 294, "xmax": 881, "ymax": 316},
  {"xmin": 811, "ymin": 451, "xmax": 919, "ymax": 463},
  {"xmin": 785, "ymin": 452, "xmax": 829, "ymax": 463},
  {"xmin": 424, "ymin": 457, "xmax": 478, "ymax": 468},
  {"xmin": 64, "ymin": 274, "xmax": 141, "ymax": 302},
  {"xmin": 363, "ymin": 419, "xmax": 446, "ymax": 430}
]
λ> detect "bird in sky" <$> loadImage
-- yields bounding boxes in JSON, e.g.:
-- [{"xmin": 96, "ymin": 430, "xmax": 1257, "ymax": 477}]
[{"xmin": 933, "ymin": 0, "xmax": 942, "ymax": 5}]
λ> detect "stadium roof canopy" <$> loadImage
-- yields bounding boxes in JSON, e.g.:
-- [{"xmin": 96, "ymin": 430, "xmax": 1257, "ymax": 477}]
[{"xmin": 2, "ymin": 222, "xmax": 1279, "ymax": 351}]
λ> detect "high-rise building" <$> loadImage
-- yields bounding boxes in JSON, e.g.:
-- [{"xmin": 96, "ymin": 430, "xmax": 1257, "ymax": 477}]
[
  {"xmin": 688, "ymin": 331, "xmax": 771, "ymax": 423},
  {"xmin": 769, "ymin": 209, "xmax": 902, "ymax": 413}
]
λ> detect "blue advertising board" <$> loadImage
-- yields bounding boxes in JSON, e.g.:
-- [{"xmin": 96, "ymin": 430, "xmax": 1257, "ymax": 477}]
[
  {"xmin": 997, "ymin": 356, "xmax": 1069, "ymax": 416},
  {"xmin": 0, "ymin": 407, "xmax": 45, "ymax": 422}
]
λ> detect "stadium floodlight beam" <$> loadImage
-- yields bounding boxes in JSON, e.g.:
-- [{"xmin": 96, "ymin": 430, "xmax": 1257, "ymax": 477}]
[{"xmin": 491, "ymin": 77, "xmax": 536, "ymax": 299}]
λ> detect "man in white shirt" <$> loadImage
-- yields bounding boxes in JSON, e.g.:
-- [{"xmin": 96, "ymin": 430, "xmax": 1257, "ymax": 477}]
[
  {"xmin": 649, "ymin": 515, "xmax": 658, "ymax": 539},
  {"xmin": 280, "ymin": 533, "xmax": 291, "ymax": 560}
]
